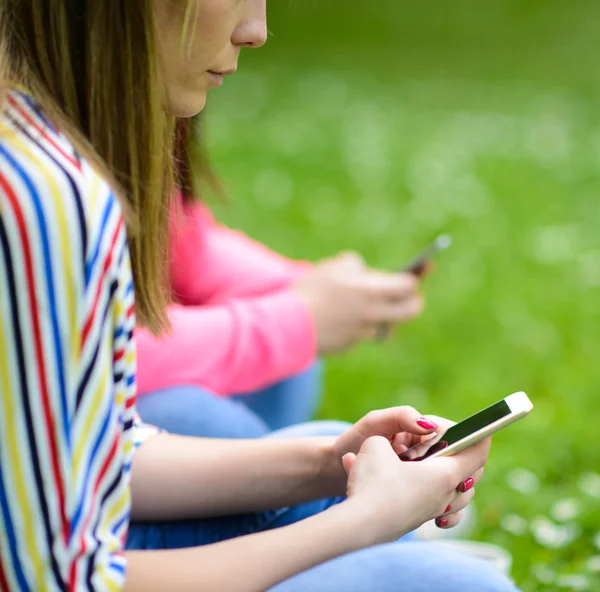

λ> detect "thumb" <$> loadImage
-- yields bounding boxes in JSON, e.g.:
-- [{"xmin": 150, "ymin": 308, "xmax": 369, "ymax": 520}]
[
  {"xmin": 335, "ymin": 251, "xmax": 365, "ymax": 271},
  {"xmin": 342, "ymin": 452, "xmax": 357, "ymax": 475}
]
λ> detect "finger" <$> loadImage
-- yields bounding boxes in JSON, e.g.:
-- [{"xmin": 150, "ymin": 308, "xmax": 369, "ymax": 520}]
[
  {"xmin": 375, "ymin": 295, "xmax": 424, "ymax": 324},
  {"xmin": 333, "ymin": 251, "xmax": 365, "ymax": 271},
  {"xmin": 419, "ymin": 415, "xmax": 456, "ymax": 433},
  {"xmin": 342, "ymin": 453, "xmax": 357, "ymax": 476},
  {"xmin": 359, "ymin": 407, "xmax": 441, "ymax": 440},
  {"xmin": 363, "ymin": 272, "xmax": 419, "ymax": 302},
  {"xmin": 391, "ymin": 431, "xmax": 438, "ymax": 455},
  {"xmin": 373, "ymin": 322, "xmax": 392, "ymax": 343},
  {"xmin": 362, "ymin": 298, "xmax": 424, "ymax": 339},
  {"xmin": 359, "ymin": 435, "xmax": 400, "ymax": 457},
  {"xmin": 445, "ymin": 436, "xmax": 492, "ymax": 482},
  {"xmin": 436, "ymin": 510, "xmax": 463, "ymax": 530},
  {"xmin": 443, "ymin": 488, "xmax": 476, "ymax": 517},
  {"xmin": 456, "ymin": 467, "xmax": 484, "ymax": 493}
]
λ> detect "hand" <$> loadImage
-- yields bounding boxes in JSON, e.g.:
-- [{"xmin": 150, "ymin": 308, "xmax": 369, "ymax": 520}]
[
  {"xmin": 293, "ymin": 252, "xmax": 424, "ymax": 355},
  {"xmin": 328, "ymin": 406, "xmax": 489, "ymax": 540},
  {"xmin": 340, "ymin": 434, "xmax": 490, "ymax": 543}
]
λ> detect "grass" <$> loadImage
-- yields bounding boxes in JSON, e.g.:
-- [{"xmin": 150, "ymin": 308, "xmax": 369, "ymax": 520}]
[{"xmin": 203, "ymin": 1, "xmax": 600, "ymax": 589}]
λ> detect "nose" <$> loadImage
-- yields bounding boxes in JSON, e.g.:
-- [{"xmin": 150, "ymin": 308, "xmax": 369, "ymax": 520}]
[{"xmin": 232, "ymin": 0, "xmax": 267, "ymax": 48}]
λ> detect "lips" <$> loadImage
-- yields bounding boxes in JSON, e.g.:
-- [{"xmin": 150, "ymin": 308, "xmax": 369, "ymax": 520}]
[{"xmin": 208, "ymin": 68, "xmax": 236, "ymax": 76}]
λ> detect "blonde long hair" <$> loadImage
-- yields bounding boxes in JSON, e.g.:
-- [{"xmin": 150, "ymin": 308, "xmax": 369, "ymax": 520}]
[{"xmin": 0, "ymin": 0, "xmax": 198, "ymax": 332}]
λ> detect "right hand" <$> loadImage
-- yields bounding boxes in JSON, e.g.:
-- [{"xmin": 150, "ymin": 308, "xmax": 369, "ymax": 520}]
[
  {"xmin": 293, "ymin": 252, "xmax": 424, "ymax": 355},
  {"xmin": 341, "ymin": 434, "xmax": 490, "ymax": 544}
]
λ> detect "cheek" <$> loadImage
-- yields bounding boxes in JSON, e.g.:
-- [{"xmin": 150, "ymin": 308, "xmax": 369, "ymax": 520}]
[{"xmin": 187, "ymin": 1, "xmax": 234, "ymax": 66}]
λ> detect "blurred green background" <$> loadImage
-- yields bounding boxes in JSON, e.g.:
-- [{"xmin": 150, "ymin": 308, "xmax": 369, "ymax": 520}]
[{"xmin": 203, "ymin": 1, "xmax": 600, "ymax": 589}]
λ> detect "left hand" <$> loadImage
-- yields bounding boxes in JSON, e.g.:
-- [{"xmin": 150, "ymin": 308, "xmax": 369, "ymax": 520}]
[
  {"xmin": 332, "ymin": 406, "xmax": 451, "ymax": 460},
  {"xmin": 329, "ymin": 406, "xmax": 487, "ymax": 530}
]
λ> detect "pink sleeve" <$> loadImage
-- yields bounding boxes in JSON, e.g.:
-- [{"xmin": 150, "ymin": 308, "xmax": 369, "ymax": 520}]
[
  {"xmin": 135, "ymin": 291, "xmax": 317, "ymax": 396},
  {"xmin": 170, "ymin": 196, "xmax": 311, "ymax": 305}
]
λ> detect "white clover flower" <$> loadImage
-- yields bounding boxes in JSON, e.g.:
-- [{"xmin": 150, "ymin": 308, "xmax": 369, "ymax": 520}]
[
  {"xmin": 531, "ymin": 563, "xmax": 556, "ymax": 585},
  {"xmin": 579, "ymin": 472, "xmax": 600, "ymax": 499},
  {"xmin": 506, "ymin": 468, "xmax": 540, "ymax": 495},
  {"xmin": 530, "ymin": 516, "xmax": 580, "ymax": 549},
  {"xmin": 551, "ymin": 498, "xmax": 582, "ymax": 522},
  {"xmin": 585, "ymin": 556, "xmax": 600, "ymax": 573},
  {"xmin": 556, "ymin": 573, "xmax": 591, "ymax": 590},
  {"xmin": 500, "ymin": 514, "xmax": 528, "ymax": 536}
]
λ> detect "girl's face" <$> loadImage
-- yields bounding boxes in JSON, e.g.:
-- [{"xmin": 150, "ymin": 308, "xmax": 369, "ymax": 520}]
[{"xmin": 155, "ymin": 0, "xmax": 267, "ymax": 117}]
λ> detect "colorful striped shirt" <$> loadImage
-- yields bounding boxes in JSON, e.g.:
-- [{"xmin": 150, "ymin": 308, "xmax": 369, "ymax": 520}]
[{"xmin": 0, "ymin": 90, "xmax": 156, "ymax": 591}]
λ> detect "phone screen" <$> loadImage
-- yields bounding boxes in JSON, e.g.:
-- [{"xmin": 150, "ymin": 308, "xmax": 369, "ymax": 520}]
[{"xmin": 400, "ymin": 399, "xmax": 512, "ymax": 461}]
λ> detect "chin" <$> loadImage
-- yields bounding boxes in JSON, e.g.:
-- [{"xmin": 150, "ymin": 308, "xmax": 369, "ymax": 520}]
[{"xmin": 167, "ymin": 92, "xmax": 208, "ymax": 119}]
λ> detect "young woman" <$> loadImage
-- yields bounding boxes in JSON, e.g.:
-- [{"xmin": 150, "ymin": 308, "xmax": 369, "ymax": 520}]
[
  {"xmin": 134, "ymin": 186, "xmax": 426, "ymax": 431},
  {"xmin": 0, "ymin": 1, "xmax": 519, "ymax": 591}
]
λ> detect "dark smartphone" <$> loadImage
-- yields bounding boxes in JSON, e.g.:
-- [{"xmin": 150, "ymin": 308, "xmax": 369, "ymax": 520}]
[
  {"xmin": 375, "ymin": 235, "xmax": 452, "ymax": 341},
  {"xmin": 400, "ymin": 234, "xmax": 452, "ymax": 276}
]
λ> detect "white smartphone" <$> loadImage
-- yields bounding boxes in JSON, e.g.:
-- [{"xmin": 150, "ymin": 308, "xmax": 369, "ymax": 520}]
[{"xmin": 400, "ymin": 392, "xmax": 534, "ymax": 461}]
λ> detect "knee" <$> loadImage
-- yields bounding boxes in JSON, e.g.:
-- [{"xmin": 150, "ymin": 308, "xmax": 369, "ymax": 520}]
[
  {"xmin": 380, "ymin": 542, "xmax": 519, "ymax": 592},
  {"xmin": 137, "ymin": 385, "xmax": 269, "ymax": 438}
]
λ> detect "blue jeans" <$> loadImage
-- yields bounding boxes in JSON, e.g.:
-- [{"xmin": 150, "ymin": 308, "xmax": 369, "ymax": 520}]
[
  {"xmin": 130, "ymin": 386, "xmax": 519, "ymax": 592},
  {"xmin": 232, "ymin": 362, "xmax": 323, "ymax": 430},
  {"xmin": 136, "ymin": 363, "xmax": 323, "ymax": 435}
]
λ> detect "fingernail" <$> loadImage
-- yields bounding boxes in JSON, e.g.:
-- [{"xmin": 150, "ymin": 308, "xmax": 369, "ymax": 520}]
[
  {"xmin": 436, "ymin": 518, "xmax": 449, "ymax": 528},
  {"xmin": 417, "ymin": 418, "xmax": 438, "ymax": 430},
  {"xmin": 458, "ymin": 477, "xmax": 475, "ymax": 493},
  {"xmin": 444, "ymin": 505, "xmax": 451, "ymax": 513}
]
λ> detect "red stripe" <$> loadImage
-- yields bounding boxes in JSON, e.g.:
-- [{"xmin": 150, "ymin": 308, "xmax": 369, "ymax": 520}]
[
  {"xmin": 0, "ymin": 173, "xmax": 70, "ymax": 547},
  {"xmin": 7, "ymin": 94, "xmax": 81, "ymax": 171},
  {"xmin": 71, "ymin": 437, "xmax": 120, "ymax": 578},
  {"xmin": 125, "ymin": 394, "xmax": 137, "ymax": 410},
  {"xmin": 113, "ymin": 349, "xmax": 125, "ymax": 362},
  {"xmin": 0, "ymin": 557, "xmax": 10, "ymax": 592},
  {"xmin": 126, "ymin": 303, "xmax": 135, "ymax": 319},
  {"xmin": 68, "ymin": 561, "xmax": 77, "ymax": 592},
  {"xmin": 81, "ymin": 218, "xmax": 123, "ymax": 347}
]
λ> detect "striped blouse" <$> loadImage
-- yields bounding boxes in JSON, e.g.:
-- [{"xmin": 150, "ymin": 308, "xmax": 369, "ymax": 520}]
[{"xmin": 0, "ymin": 90, "xmax": 156, "ymax": 591}]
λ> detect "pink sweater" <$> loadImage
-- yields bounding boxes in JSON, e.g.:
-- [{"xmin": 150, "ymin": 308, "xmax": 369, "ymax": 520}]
[{"xmin": 135, "ymin": 195, "xmax": 317, "ymax": 397}]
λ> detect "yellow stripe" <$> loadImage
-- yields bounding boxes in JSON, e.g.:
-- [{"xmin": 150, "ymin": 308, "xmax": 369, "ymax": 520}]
[
  {"xmin": 73, "ymin": 366, "xmax": 109, "ymax": 476},
  {"xmin": 12, "ymin": 134, "xmax": 80, "ymax": 371},
  {"xmin": 0, "ymin": 294, "xmax": 46, "ymax": 588},
  {"xmin": 104, "ymin": 493, "xmax": 129, "ymax": 528},
  {"xmin": 125, "ymin": 350, "xmax": 136, "ymax": 366}
]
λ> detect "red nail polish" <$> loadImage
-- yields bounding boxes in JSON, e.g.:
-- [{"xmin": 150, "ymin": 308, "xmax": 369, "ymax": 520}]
[
  {"xmin": 436, "ymin": 518, "xmax": 449, "ymax": 528},
  {"xmin": 417, "ymin": 418, "xmax": 438, "ymax": 430},
  {"xmin": 444, "ymin": 505, "xmax": 451, "ymax": 513},
  {"xmin": 459, "ymin": 477, "xmax": 475, "ymax": 493}
]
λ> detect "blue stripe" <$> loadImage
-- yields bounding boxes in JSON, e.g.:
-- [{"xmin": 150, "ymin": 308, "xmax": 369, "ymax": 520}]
[
  {"xmin": 108, "ymin": 561, "xmax": 126, "ymax": 575},
  {"xmin": 0, "ymin": 465, "xmax": 30, "ymax": 590},
  {"xmin": 0, "ymin": 145, "xmax": 71, "ymax": 452},
  {"xmin": 85, "ymin": 196, "xmax": 114, "ymax": 285},
  {"xmin": 0, "ymin": 217, "xmax": 66, "ymax": 591},
  {"xmin": 111, "ymin": 514, "xmax": 129, "ymax": 536},
  {"xmin": 86, "ymin": 471, "xmax": 128, "ymax": 588},
  {"xmin": 17, "ymin": 92, "xmax": 58, "ymax": 134},
  {"xmin": 5, "ymin": 112, "xmax": 88, "ymax": 289},
  {"xmin": 71, "ymin": 402, "xmax": 115, "ymax": 533},
  {"xmin": 76, "ymin": 292, "xmax": 113, "ymax": 411}
]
